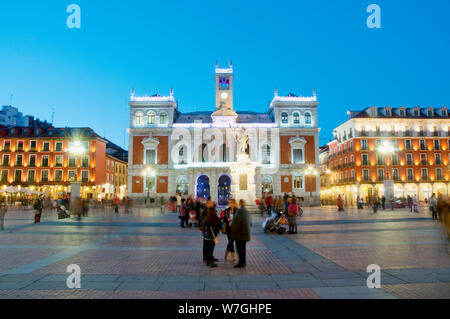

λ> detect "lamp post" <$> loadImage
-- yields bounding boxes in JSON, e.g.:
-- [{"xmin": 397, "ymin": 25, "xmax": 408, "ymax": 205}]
[
  {"xmin": 68, "ymin": 140, "xmax": 86, "ymax": 203},
  {"xmin": 142, "ymin": 167, "xmax": 156, "ymax": 205},
  {"xmin": 305, "ymin": 166, "xmax": 318, "ymax": 207},
  {"xmin": 377, "ymin": 140, "xmax": 395, "ymax": 209}
]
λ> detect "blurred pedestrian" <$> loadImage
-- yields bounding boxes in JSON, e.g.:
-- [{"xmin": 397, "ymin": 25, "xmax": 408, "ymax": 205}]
[
  {"xmin": 337, "ymin": 195, "xmax": 344, "ymax": 212},
  {"xmin": 231, "ymin": 199, "xmax": 251, "ymax": 268},
  {"xmin": 429, "ymin": 193, "xmax": 438, "ymax": 220},
  {"xmin": 114, "ymin": 195, "xmax": 120, "ymax": 214},
  {"xmin": 222, "ymin": 199, "xmax": 237, "ymax": 262},
  {"xmin": 0, "ymin": 197, "xmax": 7, "ymax": 230},
  {"xmin": 287, "ymin": 197, "xmax": 299, "ymax": 234},
  {"xmin": 381, "ymin": 196, "xmax": 386, "ymax": 210},
  {"xmin": 265, "ymin": 194, "xmax": 273, "ymax": 216},
  {"xmin": 202, "ymin": 207, "xmax": 222, "ymax": 267},
  {"xmin": 33, "ymin": 196, "xmax": 44, "ymax": 223}
]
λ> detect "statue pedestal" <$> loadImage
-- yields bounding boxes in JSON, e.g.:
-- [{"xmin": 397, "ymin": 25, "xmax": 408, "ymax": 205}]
[{"xmin": 230, "ymin": 153, "xmax": 257, "ymax": 205}]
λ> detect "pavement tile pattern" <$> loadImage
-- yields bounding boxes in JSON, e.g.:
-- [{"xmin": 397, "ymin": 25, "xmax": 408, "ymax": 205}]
[{"xmin": 0, "ymin": 206, "xmax": 449, "ymax": 299}]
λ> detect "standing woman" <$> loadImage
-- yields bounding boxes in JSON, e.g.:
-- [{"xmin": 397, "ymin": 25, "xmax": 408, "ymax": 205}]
[
  {"xmin": 287, "ymin": 198, "xmax": 299, "ymax": 234},
  {"xmin": 222, "ymin": 199, "xmax": 237, "ymax": 262},
  {"xmin": 202, "ymin": 207, "xmax": 222, "ymax": 267}
]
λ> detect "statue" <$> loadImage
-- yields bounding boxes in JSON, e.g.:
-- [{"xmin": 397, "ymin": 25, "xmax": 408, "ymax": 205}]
[{"xmin": 235, "ymin": 128, "xmax": 249, "ymax": 154}]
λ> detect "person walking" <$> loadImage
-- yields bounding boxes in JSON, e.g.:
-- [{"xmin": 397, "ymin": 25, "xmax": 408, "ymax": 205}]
[
  {"xmin": 222, "ymin": 199, "xmax": 237, "ymax": 262},
  {"xmin": 429, "ymin": 193, "xmax": 438, "ymax": 220},
  {"xmin": 287, "ymin": 197, "xmax": 299, "ymax": 234},
  {"xmin": 179, "ymin": 198, "xmax": 188, "ymax": 228},
  {"xmin": 113, "ymin": 195, "xmax": 120, "ymax": 214},
  {"xmin": 231, "ymin": 199, "xmax": 251, "ymax": 268},
  {"xmin": 372, "ymin": 197, "xmax": 379, "ymax": 214},
  {"xmin": 337, "ymin": 195, "xmax": 344, "ymax": 212},
  {"xmin": 0, "ymin": 197, "xmax": 7, "ymax": 230},
  {"xmin": 202, "ymin": 207, "xmax": 222, "ymax": 267},
  {"xmin": 381, "ymin": 196, "xmax": 386, "ymax": 210},
  {"xmin": 265, "ymin": 194, "xmax": 273, "ymax": 216},
  {"xmin": 33, "ymin": 196, "xmax": 44, "ymax": 223}
]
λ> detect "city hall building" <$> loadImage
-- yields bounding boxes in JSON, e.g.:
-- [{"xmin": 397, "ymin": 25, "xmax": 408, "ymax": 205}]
[{"xmin": 127, "ymin": 63, "xmax": 320, "ymax": 205}]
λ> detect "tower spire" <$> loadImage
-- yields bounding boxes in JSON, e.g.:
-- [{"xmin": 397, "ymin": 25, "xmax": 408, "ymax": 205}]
[
  {"xmin": 130, "ymin": 88, "xmax": 135, "ymax": 100},
  {"xmin": 274, "ymin": 88, "xmax": 278, "ymax": 97}
]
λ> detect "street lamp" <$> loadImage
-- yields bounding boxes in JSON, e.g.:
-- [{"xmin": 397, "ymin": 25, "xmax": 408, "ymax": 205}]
[
  {"xmin": 142, "ymin": 167, "xmax": 156, "ymax": 204},
  {"xmin": 68, "ymin": 140, "xmax": 86, "ymax": 202},
  {"xmin": 377, "ymin": 140, "xmax": 396, "ymax": 209},
  {"xmin": 305, "ymin": 166, "xmax": 318, "ymax": 206}
]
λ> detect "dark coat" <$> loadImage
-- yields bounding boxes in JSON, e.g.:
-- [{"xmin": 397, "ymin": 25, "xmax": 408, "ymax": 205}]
[{"xmin": 231, "ymin": 206, "xmax": 251, "ymax": 241}]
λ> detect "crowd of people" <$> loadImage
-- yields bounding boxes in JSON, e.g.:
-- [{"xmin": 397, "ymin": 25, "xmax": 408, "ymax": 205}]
[{"xmin": 175, "ymin": 195, "xmax": 251, "ymax": 268}]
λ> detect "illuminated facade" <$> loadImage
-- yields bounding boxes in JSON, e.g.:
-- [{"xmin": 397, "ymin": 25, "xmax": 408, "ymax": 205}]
[
  {"xmin": 128, "ymin": 62, "xmax": 320, "ymax": 205},
  {"xmin": 0, "ymin": 125, "xmax": 127, "ymax": 199},
  {"xmin": 322, "ymin": 106, "xmax": 450, "ymax": 205}
]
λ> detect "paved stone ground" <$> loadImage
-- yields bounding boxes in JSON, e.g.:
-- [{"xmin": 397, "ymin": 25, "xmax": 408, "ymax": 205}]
[{"xmin": 0, "ymin": 206, "xmax": 449, "ymax": 299}]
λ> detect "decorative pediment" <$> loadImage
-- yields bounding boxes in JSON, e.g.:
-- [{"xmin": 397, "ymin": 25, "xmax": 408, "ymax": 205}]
[
  {"xmin": 141, "ymin": 137, "xmax": 160, "ymax": 148},
  {"xmin": 288, "ymin": 137, "xmax": 307, "ymax": 147}
]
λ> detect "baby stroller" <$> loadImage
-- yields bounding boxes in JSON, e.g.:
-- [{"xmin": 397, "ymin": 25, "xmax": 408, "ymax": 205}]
[
  {"xmin": 57, "ymin": 205, "xmax": 70, "ymax": 219},
  {"xmin": 263, "ymin": 211, "xmax": 288, "ymax": 234}
]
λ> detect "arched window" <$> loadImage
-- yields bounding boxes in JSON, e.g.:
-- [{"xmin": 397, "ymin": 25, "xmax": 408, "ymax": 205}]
[
  {"xmin": 176, "ymin": 175, "xmax": 188, "ymax": 195},
  {"xmin": 293, "ymin": 112, "xmax": 300, "ymax": 125},
  {"xmin": 305, "ymin": 112, "xmax": 312, "ymax": 125},
  {"xmin": 136, "ymin": 112, "xmax": 143, "ymax": 126},
  {"xmin": 147, "ymin": 112, "xmax": 155, "ymax": 125},
  {"xmin": 159, "ymin": 112, "xmax": 168, "ymax": 125},
  {"xmin": 281, "ymin": 112, "xmax": 289, "ymax": 124}
]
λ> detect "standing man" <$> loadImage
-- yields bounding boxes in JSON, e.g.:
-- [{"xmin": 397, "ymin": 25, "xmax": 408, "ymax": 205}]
[
  {"xmin": 265, "ymin": 194, "xmax": 273, "ymax": 216},
  {"xmin": 381, "ymin": 196, "xmax": 386, "ymax": 210},
  {"xmin": 0, "ymin": 197, "xmax": 7, "ymax": 230},
  {"xmin": 231, "ymin": 199, "xmax": 251, "ymax": 268},
  {"xmin": 429, "ymin": 193, "xmax": 438, "ymax": 220},
  {"xmin": 33, "ymin": 196, "xmax": 43, "ymax": 223}
]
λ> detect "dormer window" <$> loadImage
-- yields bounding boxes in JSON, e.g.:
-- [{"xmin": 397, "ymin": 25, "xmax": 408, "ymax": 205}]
[
  {"xmin": 293, "ymin": 112, "xmax": 300, "ymax": 125},
  {"xmin": 281, "ymin": 112, "xmax": 289, "ymax": 124},
  {"xmin": 385, "ymin": 109, "xmax": 391, "ymax": 116},
  {"xmin": 399, "ymin": 109, "xmax": 405, "ymax": 116},
  {"xmin": 147, "ymin": 112, "xmax": 155, "ymax": 125},
  {"xmin": 305, "ymin": 112, "xmax": 312, "ymax": 125},
  {"xmin": 414, "ymin": 109, "xmax": 419, "ymax": 116},
  {"xmin": 442, "ymin": 110, "xmax": 448, "ymax": 116},
  {"xmin": 159, "ymin": 112, "xmax": 168, "ymax": 125},
  {"xmin": 136, "ymin": 112, "xmax": 144, "ymax": 126},
  {"xmin": 427, "ymin": 109, "xmax": 433, "ymax": 117}
]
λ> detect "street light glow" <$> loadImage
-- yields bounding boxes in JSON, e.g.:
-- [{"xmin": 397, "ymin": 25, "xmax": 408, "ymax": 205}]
[
  {"xmin": 378, "ymin": 140, "xmax": 395, "ymax": 154},
  {"xmin": 68, "ymin": 141, "xmax": 86, "ymax": 155}
]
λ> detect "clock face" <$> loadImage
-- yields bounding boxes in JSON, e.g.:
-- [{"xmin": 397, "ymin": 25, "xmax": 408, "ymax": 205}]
[{"xmin": 221, "ymin": 92, "xmax": 228, "ymax": 100}]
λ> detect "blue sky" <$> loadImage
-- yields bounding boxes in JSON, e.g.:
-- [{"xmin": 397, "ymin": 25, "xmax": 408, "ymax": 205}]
[{"xmin": 0, "ymin": 0, "xmax": 449, "ymax": 148}]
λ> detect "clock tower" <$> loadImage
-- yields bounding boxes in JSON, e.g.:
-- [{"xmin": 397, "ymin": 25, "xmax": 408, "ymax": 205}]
[{"xmin": 212, "ymin": 61, "xmax": 237, "ymax": 124}]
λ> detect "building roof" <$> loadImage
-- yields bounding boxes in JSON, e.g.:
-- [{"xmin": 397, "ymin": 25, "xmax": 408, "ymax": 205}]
[
  {"xmin": 105, "ymin": 139, "xmax": 128, "ymax": 163},
  {"xmin": 174, "ymin": 111, "xmax": 273, "ymax": 124},
  {"xmin": 348, "ymin": 106, "xmax": 449, "ymax": 120},
  {"xmin": 0, "ymin": 125, "xmax": 105, "ymax": 141}
]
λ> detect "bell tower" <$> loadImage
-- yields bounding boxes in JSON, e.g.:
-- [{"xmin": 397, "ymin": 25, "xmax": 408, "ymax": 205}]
[{"xmin": 212, "ymin": 61, "xmax": 237, "ymax": 124}]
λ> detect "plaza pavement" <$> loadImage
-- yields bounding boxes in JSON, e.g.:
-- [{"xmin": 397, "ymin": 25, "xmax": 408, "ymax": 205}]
[{"xmin": 0, "ymin": 205, "xmax": 449, "ymax": 299}]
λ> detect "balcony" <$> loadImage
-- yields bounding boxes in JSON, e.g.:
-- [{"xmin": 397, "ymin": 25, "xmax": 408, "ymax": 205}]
[
  {"xmin": 406, "ymin": 160, "xmax": 413, "ymax": 166},
  {"xmin": 435, "ymin": 160, "xmax": 442, "ymax": 165},
  {"xmin": 377, "ymin": 176, "xmax": 384, "ymax": 182},
  {"xmin": 422, "ymin": 175, "xmax": 429, "ymax": 181}
]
